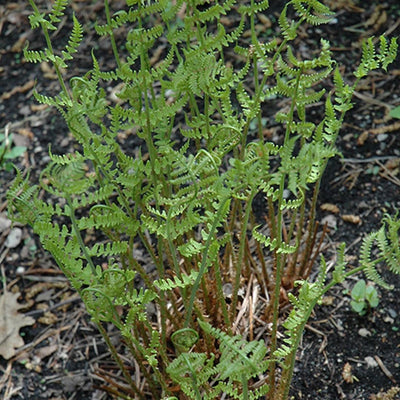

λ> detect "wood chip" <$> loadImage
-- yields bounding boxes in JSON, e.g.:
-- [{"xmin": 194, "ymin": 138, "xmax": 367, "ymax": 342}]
[
  {"xmin": 342, "ymin": 362, "xmax": 354, "ymax": 383},
  {"xmin": 320, "ymin": 203, "xmax": 340, "ymax": 214},
  {"xmin": 342, "ymin": 214, "xmax": 361, "ymax": 224},
  {"xmin": 374, "ymin": 355, "xmax": 397, "ymax": 384},
  {"xmin": 368, "ymin": 121, "xmax": 400, "ymax": 135},
  {"xmin": 1, "ymin": 80, "xmax": 35, "ymax": 100}
]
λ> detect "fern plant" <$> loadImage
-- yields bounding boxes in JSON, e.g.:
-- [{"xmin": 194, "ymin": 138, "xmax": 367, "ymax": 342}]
[{"xmin": 8, "ymin": 0, "xmax": 399, "ymax": 399}]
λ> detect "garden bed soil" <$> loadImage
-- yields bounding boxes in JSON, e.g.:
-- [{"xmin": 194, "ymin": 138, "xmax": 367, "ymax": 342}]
[{"xmin": 1, "ymin": 1, "xmax": 400, "ymax": 399}]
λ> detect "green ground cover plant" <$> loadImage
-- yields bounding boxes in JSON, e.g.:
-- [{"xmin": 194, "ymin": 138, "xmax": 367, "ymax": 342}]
[
  {"xmin": 0, "ymin": 123, "xmax": 27, "ymax": 172},
  {"xmin": 349, "ymin": 279, "xmax": 379, "ymax": 316},
  {"xmin": 7, "ymin": 0, "xmax": 400, "ymax": 399}
]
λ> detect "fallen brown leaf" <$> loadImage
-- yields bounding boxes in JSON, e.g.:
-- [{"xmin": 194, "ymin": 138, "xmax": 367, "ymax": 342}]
[
  {"xmin": 385, "ymin": 158, "xmax": 400, "ymax": 170},
  {"xmin": 365, "ymin": 6, "xmax": 387, "ymax": 31},
  {"xmin": 0, "ymin": 291, "xmax": 35, "ymax": 360}
]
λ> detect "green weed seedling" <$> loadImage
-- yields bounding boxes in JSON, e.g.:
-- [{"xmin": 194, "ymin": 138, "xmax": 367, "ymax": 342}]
[
  {"xmin": 389, "ymin": 105, "xmax": 400, "ymax": 119},
  {"xmin": 0, "ymin": 124, "xmax": 26, "ymax": 172},
  {"xmin": 7, "ymin": 0, "xmax": 400, "ymax": 399},
  {"xmin": 350, "ymin": 279, "xmax": 379, "ymax": 316}
]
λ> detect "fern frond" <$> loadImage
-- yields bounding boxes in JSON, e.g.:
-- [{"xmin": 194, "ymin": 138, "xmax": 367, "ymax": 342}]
[
  {"xmin": 167, "ymin": 352, "xmax": 216, "ymax": 399},
  {"xmin": 353, "ymin": 36, "xmax": 397, "ymax": 79},
  {"xmin": 360, "ymin": 214, "xmax": 400, "ymax": 289},
  {"xmin": 359, "ymin": 229, "xmax": 392, "ymax": 289},
  {"xmin": 61, "ymin": 14, "xmax": 83, "ymax": 61},
  {"xmin": 48, "ymin": 0, "xmax": 68, "ymax": 25},
  {"xmin": 7, "ymin": 169, "xmax": 39, "ymax": 225},
  {"xmin": 292, "ymin": 0, "xmax": 333, "ymax": 26},
  {"xmin": 238, "ymin": 0, "xmax": 269, "ymax": 16},
  {"xmin": 48, "ymin": 148, "xmax": 85, "ymax": 165},
  {"xmin": 32, "ymin": 90, "xmax": 72, "ymax": 110},
  {"xmin": 23, "ymin": 48, "xmax": 49, "ymax": 63},
  {"xmin": 154, "ymin": 270, "xmax": 199, "ymax": 292},
  {"xmin": 278, "ymin": 5, "xmax": 297, "ymax": 41},
  {"xmin": 383, "ymin": 214, "xmax": 400, "ymax": 275},
  {"xmin": 127, "ymin": 25, "xmax": 164, "ymax": 46},
  {"xmin": 86, "ymin": 241, "xmax": 128, "ymax": 258},
  {"xmin": 274, "ymin": 275, "xmax": 325, "ymax": 359},
  {"xmin": 252, "ymin": 226, "xmax": 278, "ymax": 251},
  {"xmin": 199, "ymin": 320, "xmax": 269, "ymax": 382},
  {"xmin": 332, "ymin": 243, "xmax": 346, "ymax": 283},
  {"xmin": 194, "ymin": 0, "xmax": 235, "ymax": 23}
]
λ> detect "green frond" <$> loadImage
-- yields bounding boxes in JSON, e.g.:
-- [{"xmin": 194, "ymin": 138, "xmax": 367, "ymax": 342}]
[
  {"xmin": 379, "ymin": 37, "xmax": 398, "ymax": 71},
  {"xmin": 360, "ymin": 214, "xmax": 400, "ymax": 289},
  {"xmin": 178, "ymin": 238, "xmax": 205, "ymax": 258},
  {"xmin": 193, "ymin": 0, "xmax": 235, "ymax": 23},
  {"xmin": 278, "ymin": 5, "xmax": 297, "ymax": 41},
  {"xmin": 286, "ymin": 41, "xmax": 332, "ymax": 70},
  {"xmin": 277, "ymin": 55, "xmax": 299, "ymax": 77},
  {"xmin": 322, "ymin": 95, "xmax": 342, "ymax": 139},
  {"xmin": 275, "ymin": 276, "xmax": 326, "ymax": 359},
  {"xmin": 360, "ymin": 230, "xmax": 392, "ymax": 289},
  {"xmin": 276, "ymin": 242, "xmax": 297, "ymax": 254},
  {"xmin": 86, "ymin": 241, "xmax": 128, "ymax": 258},
  {"xmin": 32, "ymin": 90, "xmax": 72, "ymax": 110},
  {"xmin": 252, "ymin": 226, "xmax": 278, "ymax": 251},
  {"xmin": 383, "ymin": 214, "xmax": 400, "ymax": 275},
  {"xmin": 122, "ymin": 288, "xmax": 158, "ymax": 328},
  {"xmin": 355, "ymin": 38, "xmax": 377, "ymax": 78},
  {"xmin": 82, "ymin": 286, "xmax": 123, "ymax": 325},
  {"xmin": 279, "ymin": 196, "xmax": 303, "ymax": 211},
  {"xmin": 127, "ymin": 25, "xmax": 164, "ymax": 47},
  {"xmin": 353, "ymin": 36, "xmax": 397, "ymax": 79},
  {"xmin": 167, "ymin": 352, "xmax": 216, "ymax": 399},
  {"xmin": 154, "ymin": 270, "xmax": 199, "ymax": 292},
  {"xmin": 332, "ymin": 243, "xmax": 346, "ymax": 283},
  {"xmin": 236, "ymin": 82, "xmax": 259, "ymax": 119},
  {"xmin": 292, "ymin": 0, "xmax": 333, "ymax": 26},
  {"xmin": 238, "ymin": 0, "xmax": 270, "ymax": 16},
  {"xmin": 48, "ymin": 148, "xmax": 85, "ymax": 165},
  {"xmin": 78, "ymin": 204, "xmax": 139, "ymax": 236},
  {"xmin": 40, "ymin": 160, "xmax": 91, "ymax": 196},
  {"xmin": 95, "ymin": 3, "xmax": 169, "ymax": 35},
  {"xmin": 28, "ymin": 9, "xmax": 47, "ymax": 30},
  {"xmin": 48, "ymin": 0, "xmax": 68, "ymax": 25},
  {"xmin": 7, "ymin": 169, "xmax": 39, "ymax": 225},
  {"xmin": 61, "ymin": 14, "xmax": 83, "ymax": 61},
  {"xmin": 32, "ymin": 220, "xmax": 95, "ymax": 289},
  {"xmin": 199, "ymin": 320, "xmax": 269, "ymax": 382},
  {"xmin": 276, "ymin": 74, "xmax": 297, "ymax": 98},
  {"xmin": 23, "ymin": 48, "xmax": 49, "ymax": 63},
  {"xmin": 224, "ymin": 16, "xmax": 245, "ymax": 45}
]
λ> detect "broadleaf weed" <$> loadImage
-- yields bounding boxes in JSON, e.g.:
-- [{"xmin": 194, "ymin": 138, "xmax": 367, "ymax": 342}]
[
  {"xmin": 7, "ymin": 0, "xmax": 400, "ymax": 399},
  {"xmin": 0, "ymin": 124, "xmax": 27, "ymax": 172}
]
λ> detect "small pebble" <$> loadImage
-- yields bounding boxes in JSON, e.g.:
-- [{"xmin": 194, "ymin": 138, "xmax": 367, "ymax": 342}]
[
  {"xmin": 321, "ymin": 214, "xmax": 337, "ymax": 230},
  {"xmin": 5, "ymin": 227, "xmax": 22, "ymax": 248},
  {"xmin": 388, "ymin": 308, "xmax": 397, "ymax": 319},
  {"xmin": 0, "ymin": 215, "xmax": 11, "ymax": 233},
  {"xmin": 358, "ymin": 328, "xmax": 371, "ymax": 337},
  {"xmin": 16, "ymin": 266, "xmax": 26, "ymax": 275},
  {"xmin": 364, "ymin": 356, "xmax": 378, "ymax": 368},
  {"xmin": 383, "ymin": 315, "xmax": 394, "ymax": 324}
]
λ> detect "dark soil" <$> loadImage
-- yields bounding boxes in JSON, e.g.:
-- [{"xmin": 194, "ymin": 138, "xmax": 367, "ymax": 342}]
[{"xmin": 1, "ymin": 1, "xmax": 400, "ymax": 399}]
